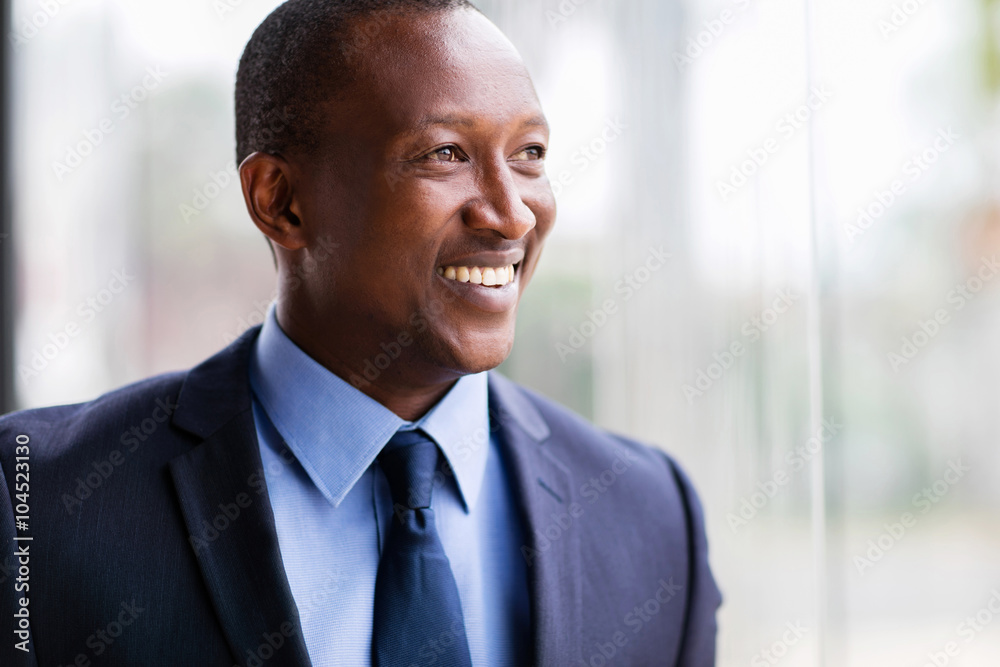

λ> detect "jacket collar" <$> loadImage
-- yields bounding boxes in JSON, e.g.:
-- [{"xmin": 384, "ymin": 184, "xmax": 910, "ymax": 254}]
[
  {"xmin": 486, "ymin": 372, "xmax": 583, "ymax": 666},
  {"xmin": 169, "ymin": 325, "xmax": 314, "ymax": 666}
]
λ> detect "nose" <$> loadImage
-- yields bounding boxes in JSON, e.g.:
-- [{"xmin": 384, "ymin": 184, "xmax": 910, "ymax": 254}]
[{"xmin": 462, "ymin": 158, "xmax": 536, "ymax": 239}]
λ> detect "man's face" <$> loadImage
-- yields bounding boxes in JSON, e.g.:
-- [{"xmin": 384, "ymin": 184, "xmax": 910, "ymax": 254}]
[{"xmin": 287, "ymin": 8, "xmax": 556, "ymax": 383}]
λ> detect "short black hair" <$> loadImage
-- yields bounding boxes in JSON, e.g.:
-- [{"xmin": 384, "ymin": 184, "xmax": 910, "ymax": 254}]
[{"xmin": 235, "ymin": 0, "xmax": 476, "ymax": 165}]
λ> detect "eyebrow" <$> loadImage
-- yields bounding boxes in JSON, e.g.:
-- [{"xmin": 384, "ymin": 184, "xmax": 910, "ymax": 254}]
[{"xmin": 412, "ymin": 114, "xmax": 549, "ymax": 132}]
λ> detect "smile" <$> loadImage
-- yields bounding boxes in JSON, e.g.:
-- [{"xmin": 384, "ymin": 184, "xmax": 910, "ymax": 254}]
[{"xmin": 436, "ymin": 263, "xmax": 517, "ymax": 288}]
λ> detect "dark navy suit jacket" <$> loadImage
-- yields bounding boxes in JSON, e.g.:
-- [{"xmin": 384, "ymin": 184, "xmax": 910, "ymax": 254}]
[{"xmin": 0, "ymin": 326, "xmax": 721, "ymax": 666}]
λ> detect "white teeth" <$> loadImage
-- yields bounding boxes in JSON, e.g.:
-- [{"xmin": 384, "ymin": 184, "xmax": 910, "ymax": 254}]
[{"xmin": 437, "ymin": 263, "xmax": 518, "ymax": 287}]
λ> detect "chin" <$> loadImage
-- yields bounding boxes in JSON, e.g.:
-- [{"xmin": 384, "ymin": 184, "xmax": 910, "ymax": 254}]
[
  {"xmin": 462, "ymin": 347, "xmax": 512, "ymax": 375},
  {"xmin": 425, "ymin": 325, "xmax": 516, "ymax": 377},
  {"xmin": 458, "ymin": 335, "xmax": 514, "ymax": 375}
]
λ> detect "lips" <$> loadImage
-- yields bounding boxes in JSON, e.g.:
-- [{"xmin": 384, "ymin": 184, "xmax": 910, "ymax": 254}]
[
  {"xmin": 434, "ymin": 261, "xmax": 521, "ymax": 314},
  {"xmin": 436, "ymin": 263, "xmax": 517, "ymax": 287}
]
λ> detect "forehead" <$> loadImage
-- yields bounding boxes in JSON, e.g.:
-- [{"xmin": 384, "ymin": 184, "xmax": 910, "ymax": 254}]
[{"xmin": 340, "ymin": 9, "xmax": 546, "ymax": 134}]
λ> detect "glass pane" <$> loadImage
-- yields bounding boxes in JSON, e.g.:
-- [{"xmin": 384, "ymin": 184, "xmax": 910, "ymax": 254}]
[{"xmin": 10, "ymin": 1, "xmax": 1000, "ymax": 665}]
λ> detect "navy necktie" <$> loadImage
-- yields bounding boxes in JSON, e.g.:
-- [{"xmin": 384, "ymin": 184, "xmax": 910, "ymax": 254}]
[{"xmin": 372, "ymin": 429, "xmax": 473, "ymax": 667}]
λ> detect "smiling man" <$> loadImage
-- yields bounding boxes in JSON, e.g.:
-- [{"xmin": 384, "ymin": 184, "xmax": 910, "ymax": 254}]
[{"xmin": 0, "ymin": 1, "xmax": 721, "ymax": 666}]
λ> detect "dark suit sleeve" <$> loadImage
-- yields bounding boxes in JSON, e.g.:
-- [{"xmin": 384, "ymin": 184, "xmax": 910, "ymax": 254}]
[
  {"xmin": 664, "ymin": 454, "xmax": 723, "ymax": 667},
  {"xmin": 0, "ymin": 455, "xmax": 38, "ymax": 666}
]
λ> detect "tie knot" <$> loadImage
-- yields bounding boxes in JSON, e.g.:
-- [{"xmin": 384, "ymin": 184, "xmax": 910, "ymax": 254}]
[{"xmin": 378, "ymin": 429, "xmax": 440, "ymax": 509}]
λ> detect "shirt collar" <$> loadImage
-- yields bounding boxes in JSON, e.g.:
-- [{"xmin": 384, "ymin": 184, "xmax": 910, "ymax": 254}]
[{"xmin": 249, "ymin": 304, "xmax": 490, "ymax": 512}]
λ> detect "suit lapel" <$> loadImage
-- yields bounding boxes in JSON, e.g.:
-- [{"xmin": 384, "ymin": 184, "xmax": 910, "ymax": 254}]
[
  {"xmin": 488, "ymin": 372, "xmax": 583, "ymax": 667},
  {"xmin": 168, "ymin": 327, "xmax": 312, "ymax": 667}
]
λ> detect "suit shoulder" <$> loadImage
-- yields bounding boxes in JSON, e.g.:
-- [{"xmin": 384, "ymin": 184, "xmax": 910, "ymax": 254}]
[
  {"xmin": 0, "ymin": 371, "xmax": 187, "ymax": 452},
  {"xmin": 490, "ymin": 371, "xmax": 686, "ymax": 490}
]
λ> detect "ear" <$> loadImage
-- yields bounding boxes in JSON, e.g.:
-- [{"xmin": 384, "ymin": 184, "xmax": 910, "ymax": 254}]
[{"xmin": 239, "ymin": 151, "xmax": 307, "ymax": 251}]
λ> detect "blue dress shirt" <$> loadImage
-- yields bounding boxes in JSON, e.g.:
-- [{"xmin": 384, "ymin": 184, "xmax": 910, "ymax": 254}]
[{"xmin": 248, "ymin": 305, "xmax": 531, "ymax": 666}]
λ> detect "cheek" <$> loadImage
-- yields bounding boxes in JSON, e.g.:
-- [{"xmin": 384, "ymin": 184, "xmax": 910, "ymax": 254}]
[
  {"xmin": 370, "ymin": 178, "xmax": 462, "ymax": 241},
  {"xmin": 526, "ymin": 184, "xmax": 557, "ymax": 237},
  {"xmin": 533, "ymin": 210, "xmax": 556, "ymax": 242}
]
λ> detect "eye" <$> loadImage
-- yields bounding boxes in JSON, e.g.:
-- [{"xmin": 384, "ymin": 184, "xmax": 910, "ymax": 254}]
[
  {"xmin": 425, "ymin": 146, "xmax": 463, "ymax": 162},
  {"xmin": 511, "ymin": 145, "xmax": 547, "ymax": 161}
]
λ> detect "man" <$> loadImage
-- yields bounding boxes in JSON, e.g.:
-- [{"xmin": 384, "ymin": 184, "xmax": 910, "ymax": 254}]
[{"xmin": 0, "ymin": 1, "xmax": 721, "ymax": 665}]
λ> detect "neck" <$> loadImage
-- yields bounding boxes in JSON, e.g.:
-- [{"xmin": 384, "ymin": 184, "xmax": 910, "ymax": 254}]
[{"xmin": 275, "ymin": 304, "xmax": 459, "ymax": 422}]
